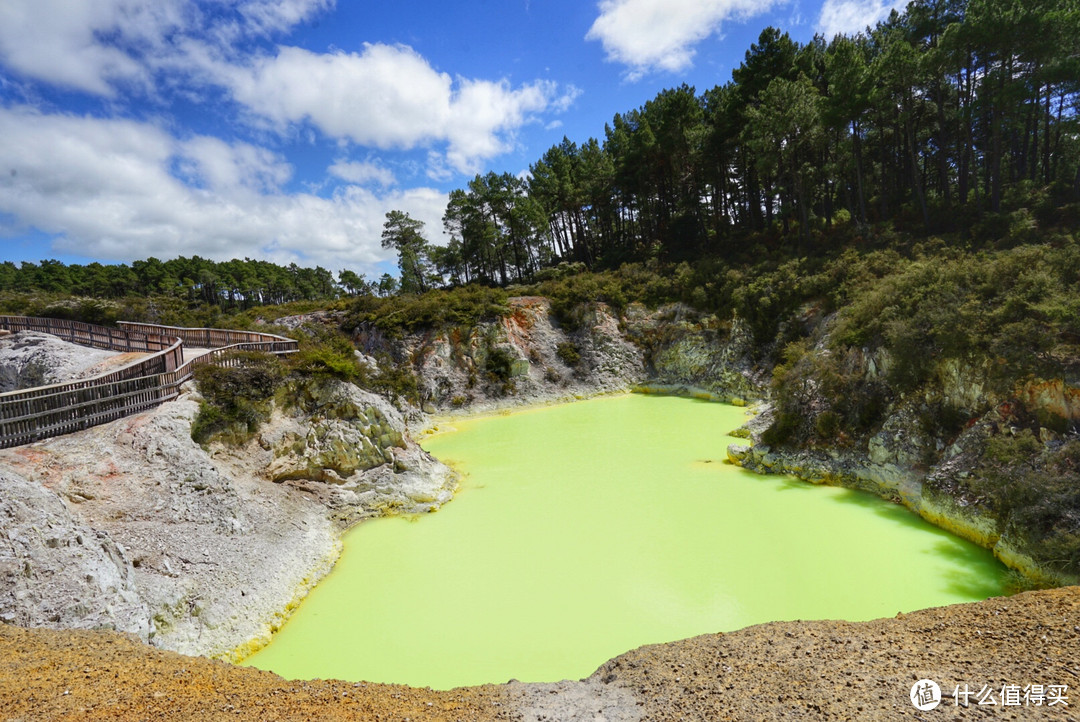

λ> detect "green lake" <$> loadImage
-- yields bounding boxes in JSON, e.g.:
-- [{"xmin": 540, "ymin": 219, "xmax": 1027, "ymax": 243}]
[{"xmin": 242, "ymin": 394, "xmax": 1006, "ymax": 689}]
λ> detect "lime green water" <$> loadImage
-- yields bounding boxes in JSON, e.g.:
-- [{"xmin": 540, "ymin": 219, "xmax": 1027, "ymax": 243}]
[{"xmin": 242, "ymin": 394, "xmax": 1006, "ymax": 689}]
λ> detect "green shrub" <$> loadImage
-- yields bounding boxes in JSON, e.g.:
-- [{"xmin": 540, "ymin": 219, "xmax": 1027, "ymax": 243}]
[
  {"xmin": 761, "ymin": 412, "xmax": 801, "ymax": 447},
  {"xmin": 345, "ymin": 285, "xmax": 509, "ymax": 338},
  {"xmin": 831, "ymin": 242, "xmax": 1080, "ymax": 392},
  {"xmin": 814, "ymin": 410, "xmax": 841, "ymax": 439},
  {"xmin": 485, "ymin": 346, "xmax": 514, "ymax": 383},
  {"xmin": 189, "ymin": 401, "xmax": 225, "ymax": 443},
  {"xmin": 283, "ymin": 324, "xmax": 361, "ymax": 382},
  {"xmin": 525, "ymin": 263, "xmax": 679, "ymax": 326},
  {"xmin": 973, "ymin": 435, "xmax": 1080, "ymax": 576},
  {"xmin": 984, "ymin": 429, "xmax": 1042, "ymax": 467},
  {"xmin": 356, "ymin": 353, "xmax": 419, "ymax": 406},
  {"xmin": 191, "ymin": 351, "xmax": 285, "ymax": 443},
  {"xmin": 533, "ymin": 261, "xmax": 587, "ymax": 282},
  {"xmin": 555, "ymin": 341, "xmax": 581, "ymax": 366},
  {"xmin": 917, "ymin": 402, "xmax": 971, "ymax": 445},
  {"xmin": 195, "ymin": 352, "xmax": 284, "ymax": 402},
  {"xmin": 288, "ymin": 345, "xmax": 359, "ymax": 381}
]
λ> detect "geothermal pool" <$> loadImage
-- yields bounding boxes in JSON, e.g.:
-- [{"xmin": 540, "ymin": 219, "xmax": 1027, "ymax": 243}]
[{"xmin": 242, "ymin": 394, "xmax": 1006, "ymax": 689}]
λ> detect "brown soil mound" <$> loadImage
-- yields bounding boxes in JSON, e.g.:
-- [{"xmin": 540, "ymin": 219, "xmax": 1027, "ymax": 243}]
[
  {"xmin": 1, "ymin": 587, "xmax": 1077, "ymax": 721},
  {"xmin": 0, "ymin": 625, "xmax": 508, "ymax": 721},
  {"xmin": 596, "ymin": 585, "xmax": 1080, "ymax": 721}
]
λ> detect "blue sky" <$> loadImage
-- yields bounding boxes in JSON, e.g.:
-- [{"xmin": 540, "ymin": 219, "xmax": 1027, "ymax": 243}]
[{"xmin": 0, "ymin": 0, "xmax": 901, "ymax": 278}]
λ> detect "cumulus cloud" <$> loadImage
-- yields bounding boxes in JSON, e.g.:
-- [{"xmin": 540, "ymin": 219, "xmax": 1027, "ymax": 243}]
[
  {"xmin": 815, "ymin": 0, "xmax": 907, "ymax": 39},
  {"xmin": 0, "ymin": 0, "xmax": 336, "ymax": 96},
  {"xmin": 328, "ymin": 160, "xmax": 397, "ymax": 188},
  {"xmin": 178, "ymin": 136, "xmax": 294, "ymax": 195},
  {"xmin": 0, "ymin": 1, "xmax": 577, "ymax": 179},
  {"xmin": 0, "ymin": 0, "xmax": 187, "ymax": 95},
  {"xmin": 0, "ymin": 0, "xmax": 578, "ymax": 267},
  {"xmin": 586, "ymin": 0, "xmax": 785, "ymax": 78},
  {"xmin": 0, "ymin": 107, "xmax": 446, "ymax": 271},
  {"xmin": 224, "ymin": 43, "xmax": 569, "ymax": 174}
]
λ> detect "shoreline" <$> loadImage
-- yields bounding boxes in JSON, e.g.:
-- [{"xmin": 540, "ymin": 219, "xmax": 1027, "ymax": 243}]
[
  {"xmin": 417, "ymin": 382, "xmax": 761, "ymax": 438},
  {"xmin": 240, "ymin": 391, "xmax": 1016, "ymax": 689},
  {"xmin": 3, "ymin": 585, "xmax": 1077, "ymax": 720}
]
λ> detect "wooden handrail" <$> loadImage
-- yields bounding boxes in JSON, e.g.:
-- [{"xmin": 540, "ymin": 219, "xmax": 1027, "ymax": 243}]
[
  {"xmin": 0, "ymin": 316, "xmax": 297, "ymax": 449},
  {"xmin": 118, "ymin": 322, "xmax": 297, "ymax": 352}
]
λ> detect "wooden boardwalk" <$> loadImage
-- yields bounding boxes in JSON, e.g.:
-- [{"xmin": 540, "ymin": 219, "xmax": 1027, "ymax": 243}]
[{"xmin": 0, "ymin": 317, "xmax": 297, "ymax": 449}]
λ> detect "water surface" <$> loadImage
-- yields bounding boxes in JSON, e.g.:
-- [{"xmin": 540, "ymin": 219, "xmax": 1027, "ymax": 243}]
[{"xmin": 243, "ymin": 394, "xmax": 1005, "ymax": 688}]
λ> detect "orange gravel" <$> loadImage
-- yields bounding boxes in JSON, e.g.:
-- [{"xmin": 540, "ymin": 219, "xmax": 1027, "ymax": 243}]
[
  {"xmin": 0, "ymin": 625, "xmax": 509, "ymax": 722},
  {"xmin": 1, "ymin": 587, "xmax": 1079, "ymax": 721}
]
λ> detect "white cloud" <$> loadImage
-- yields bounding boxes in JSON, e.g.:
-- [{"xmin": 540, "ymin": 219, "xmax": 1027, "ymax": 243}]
[
  {"xmin": 328, "ymin": 160, "xmax": 396, "ymax": 188},
  {"xmin": 223, "ymin": 43, "xmax": 571, "ymax": 174},
  {"xmin": 238, "ymin": 0, "xmax": 334, "ymax": 36},
  {"xmin": 179, "ymin": 136, "xmax": 294, "ymax": 195},
  {"xmin": 586, "ymin": 0, "xmax": 785, "ymax": 78},
  {"xmin": 815, "ymin": 0, "xmax": 907, "ymax": 39},
  {"xmin": 0, "ymin": 107, "xmax": 447, "ymax": 272},
  {"xmin": 0, "ymin": 1, "xmax": 578, "ymax": 267},
  {"xmin": 0, "ymin": 1, "xmax": 578, "ymax": 179},
  {"xmin": 0, "ymin": 0, "xmax": 336, "ymax": 97},
  {"xmin": 0, "ymin": 0, "xmax": 187, "ymax": 95}
]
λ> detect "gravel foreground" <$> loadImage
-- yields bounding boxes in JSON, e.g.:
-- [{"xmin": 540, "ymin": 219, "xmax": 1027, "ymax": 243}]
[{"xmin": 1, "ymin": 586, "xmax": 1077, "ymax": 721}]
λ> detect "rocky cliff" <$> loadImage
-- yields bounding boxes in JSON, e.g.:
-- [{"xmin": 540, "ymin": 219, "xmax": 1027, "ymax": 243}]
[
  {"xmin": 345, "ymin": 297, "xmax": 765, "ymax": 415},
  {"xmin": 350, "ymin": 296, "xmax": 647, "ymax": 413},
  {"xmin": 725, "ymin": 312, "xmax": 1080, "ymax": 588},
  {"xmin": 0, "ymin": 371, "xmax": 454, "ymax": 661}
]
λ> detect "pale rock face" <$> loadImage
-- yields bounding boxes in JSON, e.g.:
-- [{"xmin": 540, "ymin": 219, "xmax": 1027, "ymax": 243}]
[
  {"xmin": 645, "ymin": 313, "xmax": 762, "ymax": 403},
  {"xmin": 354, "ymin": 297, "xmax": 649, "ymax": 414},
  {"xmin": 0, "ymin": 468, "xmax": 149, "ymax": 638},
  {"xmin": 867, "ymin": 407, "xmax": 928, "ymax": 468},
  {"xmin": 259, "ymin": 380, "xmax": 456, "ymax": 520},
  {"xmin": 936, "ymin": 357, "xmax": 993, "ymax": 413},
  {"xmin": 0, "ymin": 374, "xmax": 456, "ymax": 660},
  {"xmin": 1020, "ymin": 378, "xmax": 1080, "ymax": 422},
  {"xmin": 350, "ymin": 298, "xmax": 765, "ymax": 415}
]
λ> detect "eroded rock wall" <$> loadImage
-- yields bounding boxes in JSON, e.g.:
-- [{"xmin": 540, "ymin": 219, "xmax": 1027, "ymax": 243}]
[
  {"xmin": 0, "ymin": 378, "xmax": 455, "ymax": 661},
  {"xmin": 348, "ymin": 297, "xmax": 766, "ymax": 415},
  {"xmin": 393, "ymin": 297, "xmax": 647, "ymax": 412},
  {"xmin": 0, "ymin": 468, "xmax": 148, "ymax": 636},
  {"xmin": 725, "ymin": 312, "xmax": 1080, "ymax": 586}
]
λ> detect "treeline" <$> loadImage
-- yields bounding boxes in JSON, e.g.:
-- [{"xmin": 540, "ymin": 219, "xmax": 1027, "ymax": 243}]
[
  {"xmin": 389, "ymin": 0, "xmax": 1080, "ymax": 286},
  {"xmin": 0, "ymin": 256, "xmax": 384, "ymax": 308}
]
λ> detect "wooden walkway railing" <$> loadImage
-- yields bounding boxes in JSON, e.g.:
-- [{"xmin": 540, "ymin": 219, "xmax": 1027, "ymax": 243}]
[
  {"xmin": 0, "ymin": 316, "xmax": 184, "ymax": 371},
  {"xmin": 118, "ymin": 322, "xmax": 297, "ymax": 356},
  {"xmin": 0, "ymin": 317, "xmax": 298, "ymax": 449}
]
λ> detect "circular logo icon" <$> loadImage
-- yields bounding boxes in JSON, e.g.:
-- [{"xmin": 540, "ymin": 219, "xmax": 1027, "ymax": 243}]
[{"xmin": 910, "ymin": 679, "xmax": 942, "ymax": 711}]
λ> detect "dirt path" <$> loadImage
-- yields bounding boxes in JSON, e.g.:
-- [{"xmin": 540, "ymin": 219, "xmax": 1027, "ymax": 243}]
[{"xmin": 1, "ymin": 587, "xmax": 1077, "ymax": 721}]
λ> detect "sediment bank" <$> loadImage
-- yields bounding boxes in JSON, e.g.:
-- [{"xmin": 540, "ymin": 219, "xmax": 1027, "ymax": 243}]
[{"xmin": 2, "ymin": 586, "xmax": 1076, "ymax": 721}]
